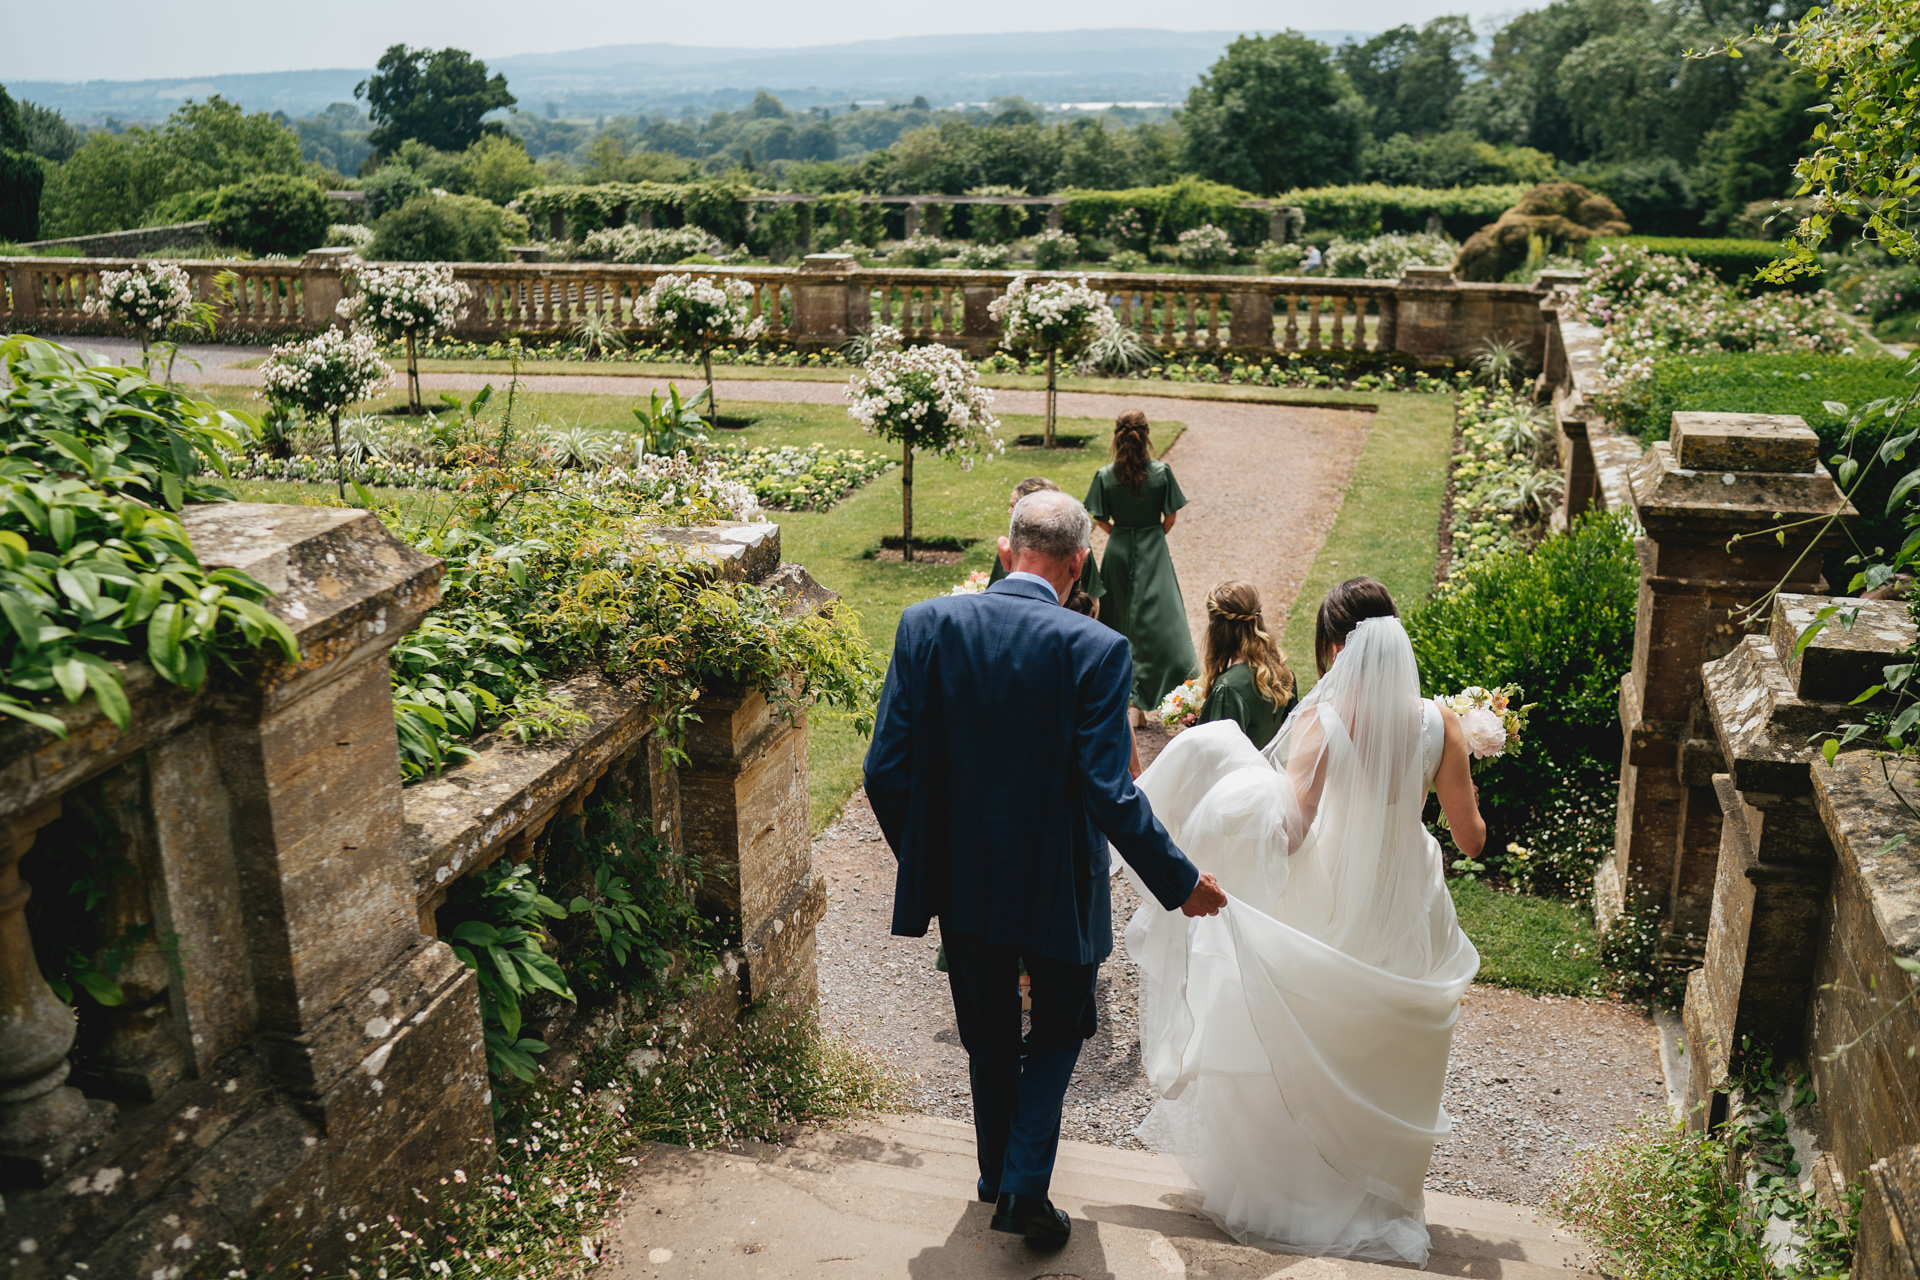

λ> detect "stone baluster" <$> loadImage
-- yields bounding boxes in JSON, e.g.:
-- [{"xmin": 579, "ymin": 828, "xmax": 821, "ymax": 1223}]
[
  {"xmin": 1604, "ymin": 414, "xmax": 1853, "ymax": 943},
  {"xmin": 0, "ymin": 801, "xmax": 114, "ymax": 1185},
  {"xmin": 1686, "ymin": 593, "xmax": 1914, "ymax": 1125}
]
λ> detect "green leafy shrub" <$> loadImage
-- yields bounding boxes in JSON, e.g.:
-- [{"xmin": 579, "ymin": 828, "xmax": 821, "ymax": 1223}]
[
  {"xmin": 206, "ymin": 173, "xmax": 333, "ymax": 256},
  {"xmin": 0, "ymin": 145, "xmax": 43, "ymax": 242},
  {"xmin": 1059, "ymin": 177, "xmax": 1267, "ymax": 246},
  {"xmin": 368, "ymin": 192, "xmax": 524, "ymax": 262},
  {"xmin": 1456, "ymin": 182, "xmax": 1631, "ymax": 282},
  {"xmin": 1408, "ymin": 512, "xmax": 1638, "ymax": 864},
  {"xmin": 1591, "ymin": 235, "xmax": 1823, "ymax": 293},
  {"xmin": 0, "ymin": 337, "xmax": 296, "ymax": 735},
  {"xmin": 1608, "ymin": 351, "xmax": 1914, "ymax": 572},
  {"xmin": 443, "ymin": 861, "xmax": 574, "ymax": 1081}
]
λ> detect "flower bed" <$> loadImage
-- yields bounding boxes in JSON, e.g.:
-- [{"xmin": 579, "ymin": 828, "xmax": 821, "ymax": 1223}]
[
  {"xmin": 1442, "ymin": 385, "xmax": 1564, "ymax": 577},
  {"xmin": 701, "ymin": 442, "xmax": 893, "ymax": 511},
  {"xmin": 1573, "ymin": 244, "xmax": 1855, "ymax": 420}
]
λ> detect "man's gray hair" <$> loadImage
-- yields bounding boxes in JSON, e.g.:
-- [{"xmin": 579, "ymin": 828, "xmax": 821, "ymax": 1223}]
[{"xmin": 1009, "ymin": 489, "xmax": 1092, "ymax": 560}]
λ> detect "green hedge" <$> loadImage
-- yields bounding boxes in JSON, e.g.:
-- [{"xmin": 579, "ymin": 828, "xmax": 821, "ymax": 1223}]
[
  {"xmin": 1277, "ymin": 183, "xmax": 1530, "ymax": 241},
  {"xmin": 1407, "ymin": 512, "xmax": 1639, "ymax": 891},
  {"xmin": 1590, "ymin": 236, "xmax": 1822, "ymax": 293},
  {"xmin": 513, "ymin": 178, "xmax": 754, "ymax": 242},
  {"xmin": 1058, "ymin": 178, "xmax": 1267, "ymax": 246},
  {"xmin": 1614, "ymin": 351, "xmax": 1916, "ymax": 570}
]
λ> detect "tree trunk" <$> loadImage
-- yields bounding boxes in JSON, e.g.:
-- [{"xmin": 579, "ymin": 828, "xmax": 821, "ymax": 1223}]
[
  {"xmin": 1045, "ymin": 347, "xmax": 1058, "ymax": 447},
  {"xmin": 703, "ymin": 344, "xmax": 718, "ymax": 426},
  {"xmin": 901, "ymin": 437, "xmax": 914, "ymax": 563},
  {"xmin": 138, "ymin": 333, "xmax": 152, "ymax": 379},
  {"xmin": 405, "ymin": 332, "xmax": 421, "ymax": 414},
  {"xmin": 330, "ymin": 410, "xmax": 346, "ymax": 500}
]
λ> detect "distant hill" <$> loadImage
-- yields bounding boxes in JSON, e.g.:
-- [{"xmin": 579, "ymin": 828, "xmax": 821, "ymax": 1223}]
[{"xmin": 8, "ymin": 29, "xmax": 1374, "ymax": 124}]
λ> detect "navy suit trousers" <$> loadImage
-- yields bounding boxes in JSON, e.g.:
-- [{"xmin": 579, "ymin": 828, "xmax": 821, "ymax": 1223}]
[{"xmin": 943, "ymin": 928, "xmax": 1098, "ymax": 1200}]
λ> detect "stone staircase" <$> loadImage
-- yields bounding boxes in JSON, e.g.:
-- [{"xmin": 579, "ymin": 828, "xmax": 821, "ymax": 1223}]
[{"xmin": 604, "ymin": 1112, "xmax": 1599, "ymax": 1278}]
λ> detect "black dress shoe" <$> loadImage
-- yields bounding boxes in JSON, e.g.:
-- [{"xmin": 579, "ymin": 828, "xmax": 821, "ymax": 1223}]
[
  {"xmin": 990, "ymin": 1192, "xmax": 1071, "ymax": 1246},
  {"xmin": 977, "ymin": 1185, "xmax": 998, "ymax": 1204}
]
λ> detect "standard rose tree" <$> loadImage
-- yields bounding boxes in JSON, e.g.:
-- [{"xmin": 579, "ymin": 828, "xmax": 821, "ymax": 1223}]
[
  {"xmin": 988, "ymin": 275, "xmax": 1118, "ymax": 447},
  {"xmin": 635, "ymin": 273, "xmax": 765, "ymax": 426},
  {"xmin": 260, "ymin": 328, "xmax": 393, "ymax": 497},
  {"xmin": 337, "ymin": 261, "xmax": 471, "ymax": 414},
  {"xmin": 845, "ymin": 330, "xmax": 1000, "ymax": 561},
  {"xmin": 82, "ymin": 262, "xmax": 200, "ymax": 376}
]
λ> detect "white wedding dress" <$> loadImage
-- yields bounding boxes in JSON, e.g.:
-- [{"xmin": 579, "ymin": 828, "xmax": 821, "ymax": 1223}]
[{"xmin": 1123, "ymin": 616, "xmax": 1479, "ymax": 1267}]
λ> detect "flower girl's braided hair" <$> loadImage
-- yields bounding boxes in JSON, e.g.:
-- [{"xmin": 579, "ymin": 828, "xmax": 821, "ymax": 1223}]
[
  {"xmin": 1203, "ymin": 580, "xmax": 1295, "ymax": 708},
  {"xmin": 1112, "ymin": 410, "xmax": 1153, "ymax": 495},
  {"xmin": 1313, "ymin": 576, "xmax": 1399, "ymax": 676}
]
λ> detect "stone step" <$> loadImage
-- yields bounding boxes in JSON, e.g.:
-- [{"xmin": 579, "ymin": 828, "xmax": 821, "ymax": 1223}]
[{"xmin": 605, "ymin": 1114, "xmax": 1599, "ymax": 1280}]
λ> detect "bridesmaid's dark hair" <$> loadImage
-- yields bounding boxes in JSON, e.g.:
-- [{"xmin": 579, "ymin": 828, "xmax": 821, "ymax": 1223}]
[
  {"xmin": 1314, "ymin": 577, "xmax": 1398, "ymax": 676},
  {"xmin": 1112, "ymin": 410, "xmax": 1153, "ymax": 495}
]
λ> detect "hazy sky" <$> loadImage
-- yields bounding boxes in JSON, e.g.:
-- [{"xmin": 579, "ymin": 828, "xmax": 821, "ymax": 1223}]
[{"xmin": 4, "ymin": 0, "xmax": 1519, "ymax": 83}]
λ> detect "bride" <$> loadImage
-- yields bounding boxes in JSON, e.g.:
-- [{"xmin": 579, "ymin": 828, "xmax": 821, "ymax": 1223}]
[{"xmin": 1123, "ymin": 577, "xmax": 1484, "ymax": 1267}]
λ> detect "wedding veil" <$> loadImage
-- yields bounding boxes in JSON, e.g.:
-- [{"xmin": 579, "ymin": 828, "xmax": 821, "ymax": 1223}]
[{"xmin": 1259, "ymin": 614, "xmax": 1440, "ymax": 975}]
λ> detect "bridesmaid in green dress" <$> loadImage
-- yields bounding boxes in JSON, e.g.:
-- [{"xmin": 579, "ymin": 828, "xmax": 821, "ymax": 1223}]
[
  {"xmin": 1085, "ymin": 410, "xmax": 1198, "ymax": 715},
  {"xmin": 1195, "ymin": 579, "xmax": 1296, "ymax": 750}
]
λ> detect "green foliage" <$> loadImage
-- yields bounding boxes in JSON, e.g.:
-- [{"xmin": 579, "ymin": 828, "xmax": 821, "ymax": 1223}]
[
  {"xmin": 1694, "ymin": 64, "xmax": 1825, "ymax": 233},
  {"xmin": 513, "ymin": 177, "xmax": 754, "ymax": 241},
  {"xmin": 360, "ymin": 160, "xmax": 428, "ymax": 218},
  {"xmin": 1058, "ymin": 177, "xmax": 1267, "ymax": 247},
  {"xmin": 206, "ymin": 173, "xmax": 334, "ymax": 256},
  {"xmin": 1409, "ymin": 512, "xmax": 1639, "ymax": 853},
  {"xmin": 1361, "ymin": 130, "xmax": 1558, "ymax": 190},
  {"xmin": 0, "ymin": 337, "xmax": 297, "ymax": 736},
  {"xmin": 0, "ymin": 144, "xmax": 43, "ymax": 242},
  {"xmin": 631, "ymin": 382, "xmax": 710, "ymax": 456},
  {"xmin": 443, "ymin": 861, "xmax": 574, "ymax": 1081},
  {"xmin": 369, "ymin": 193, "xmax": 520, "ymax": 261},
  {"xmin": 1593, "ymin": 236, "xmax": 1823, "ymax": 292},
  {"xmin": 1338, "ymin": 18, "xmax": 1476, "ymax": 142},
  {"xmin": 1569, "ymin": 156, "xmax": 1703, "ymax": 237},
  {"xmin": 38, "ymin": 96, "xmax": 303, "ymax": 238},
  {"xmin": 356, "ymin": 43, "xmax": 516, "ymax": 157},
  {"xmin": 17, "ymin": 99, "xmax": 79, "ymax": 165},
  {"xmin": 1277, "ymin": 182, "xmax": 1531, "ymax": 241},
  {"xmin": 1181, "ymin": 31, "xmax": 1367, "ymax": 195}
]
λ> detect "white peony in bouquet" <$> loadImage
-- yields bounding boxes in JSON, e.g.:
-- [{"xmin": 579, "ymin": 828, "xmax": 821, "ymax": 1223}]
[
  {"xmin": 1440, "ymin": 684, "xmax": 1531, "ymax": 764},
  {"xmin": 1155, "ymin": 678, "xmax": 1205, "ymax": 731}
]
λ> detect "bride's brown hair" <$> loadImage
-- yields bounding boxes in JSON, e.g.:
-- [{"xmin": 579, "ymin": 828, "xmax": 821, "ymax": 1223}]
[
  {"xmin": 1111, "ymin": 410, "xmax": 1153, "ymax": 495},
  {"xmin": 1314, "ymin": 576, "xmax": 1398, "ymax": 675},
  {"xmin": 1203, "ymin": 581, "xmax": 1295, "ymax": 708}
]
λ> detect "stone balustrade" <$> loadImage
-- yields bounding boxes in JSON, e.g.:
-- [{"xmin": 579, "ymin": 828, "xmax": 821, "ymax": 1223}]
[
  {"xmin": 0, "ymin": 505, "xmax": 830, "ymax": 1279},
  {"xmin": 0, "ymin": 253, "xmax": 1557, "ymax": 367}
]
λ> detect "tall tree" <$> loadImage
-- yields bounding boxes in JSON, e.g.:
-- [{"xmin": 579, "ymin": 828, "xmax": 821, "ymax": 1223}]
[
  {"xmin": 1695, "ymin": 64, "xmax": 1826, "ymax": 229},
  {"xmin": 1181, "ymin": 32, "xmax": 1366, "ymax": 194},
  {"xmin": 356, "ymin": 45, "xmax": 515, "ymax": 157},
  {"xmin": 0, "ymin": 84, "xmax": 43, "ymax": 241},
  {"xmin": 1339, "ymin": 17, "xmax": 1476, "ymax": 140}
]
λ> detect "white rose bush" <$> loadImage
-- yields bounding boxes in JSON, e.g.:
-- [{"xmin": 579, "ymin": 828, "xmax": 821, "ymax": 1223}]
[
  {"xmin": 260, "ymin": 328, "xmax": 393, "ymax": 497},
  {"xmin": 989, "ymin": 274, "xmax": 1118, "ymax": 446},
  {"xmin": 846, "ymin": 340, "xmax": 1000, "ymax": 560},
  {"xmin": 337, "ymin": 262, "xmax": 471, "ymax": 414},
  {"xmin": 82, "ymin": 263, "xmax": 201, "ymax": 373},
  {"xmin": 635, "ymin": 273, "xmax": 766, "ymax": 425}
]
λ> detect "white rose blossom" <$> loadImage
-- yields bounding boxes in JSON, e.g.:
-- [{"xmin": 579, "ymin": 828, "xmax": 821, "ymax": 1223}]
[{"xmin": 988, "ymin": 275, "xmax": 1118, "ymax": 356}]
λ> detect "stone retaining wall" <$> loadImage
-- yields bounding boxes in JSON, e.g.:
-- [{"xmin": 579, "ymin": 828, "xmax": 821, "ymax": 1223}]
[
  {"xmin": 13, "ymin": 221, "xmax": 215, "ymax": 256},
  {"xmin": 0, "ymin": 506, "xmax": 829, "ymax": 1278}
]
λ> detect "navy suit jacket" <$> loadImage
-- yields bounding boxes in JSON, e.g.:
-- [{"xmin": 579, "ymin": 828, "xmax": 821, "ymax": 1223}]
[{"xmin": 864, "ymin": 576, "xmax": 1202, "ymax": 966}]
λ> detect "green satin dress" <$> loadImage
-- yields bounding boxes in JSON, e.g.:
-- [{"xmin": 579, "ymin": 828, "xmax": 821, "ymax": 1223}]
[
  {"xmin": 1197, "ymin": 662, "xmax": 1292, "ymax": 751},
  {"xmin": 1085, "ymin": 459, "xmax": 1197, "ymax": 710}
]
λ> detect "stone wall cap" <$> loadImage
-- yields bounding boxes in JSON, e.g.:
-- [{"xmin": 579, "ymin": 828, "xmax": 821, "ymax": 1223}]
[
  {"xmin": 1630, "ymin": 441, "xmax": 1855, "ymax": 530},
  {"xmin": 649, "ymin": 520, "xmax": 781, "ymax": 583},
  {"xmin": 1399, "ymin": 265, "xmax": 1458, "ymax": 286},
  {"xmin": 1674, "ymin": 412, "xmax": 1820, "ymax": 473},
  {"xmin": 801, "ymin": 254, "xmax": 857, "ymax": 272},
  {"xmin": 1772, "ymin": 593, "xmax": 1918, "ymax": 703},
  {"xmin": 1813, "ymin": 753, "xmax": 1920, "ymax": 957}
]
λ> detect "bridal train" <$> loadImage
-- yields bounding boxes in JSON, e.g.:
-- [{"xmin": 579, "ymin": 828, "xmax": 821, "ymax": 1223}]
[{"xmin": 1124, "ymin": 614, "xmax": 1480, "ymax": 1266}]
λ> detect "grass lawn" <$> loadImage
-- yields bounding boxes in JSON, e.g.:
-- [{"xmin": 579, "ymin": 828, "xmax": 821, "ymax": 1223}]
[
  {"xmin": 1275, "ymin": 391, "xmax": 1455, "ymax": 697},
  {"xmin": 1448, "ymin": 877, "xmax": 1602, "ymax": 996}
]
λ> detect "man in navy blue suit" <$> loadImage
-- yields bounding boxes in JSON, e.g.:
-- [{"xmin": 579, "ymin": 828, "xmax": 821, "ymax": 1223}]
[{"xmin": 864, "ymin": 489, "xmax": 1226, "ymax": 1247}]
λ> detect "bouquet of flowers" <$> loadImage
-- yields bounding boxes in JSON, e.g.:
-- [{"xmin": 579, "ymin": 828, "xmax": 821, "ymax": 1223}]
[
  {"xmin": 1156, "ymin": 678, "xmax": 1204, "ymax": 731},
  {"xmin": 947, "ymin": 571, "xmax": 991, "ymax": 596},
  {"xmin": 1440, "ymin": 684, "xmax": 1531, "ymax": 763}
]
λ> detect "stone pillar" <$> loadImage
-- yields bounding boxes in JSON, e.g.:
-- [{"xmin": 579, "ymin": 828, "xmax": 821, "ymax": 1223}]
[
  {"xmin": 1858, "ymin": 1145, "xmax": 1920, "ymax": 1280},
  {"xmin": 1227, "ymin": 288, "xmax": 1277, "ymax": 349},
  {"xmin": 1392, "ymin": 265, "xmax": 1460, "ymax": 362},
  {"xmin": 1685, "ymin": 593, "xmax": 1911, "ymax": 1124},
  {"xmin": 180, "ymin": 504, "xmax": 492, "ymax": 1213},
  {"xmin": 301, "ymin": 247, "xmax": 354, "ymax": 330},
  {"xmin": 962, "ymin": 281, "xmax": 1003, "ymax": 356},
  {"xmin": 792, "ymin": 254, "xmax": 859, "ymax": 348},
  {"xmin": 1046, "ymin": 203, "xmax": 1064, "ymax": 231},
  {"xmin": 904, "ymin": 202, "xmax": 923, "ymax": 239},
  {"xmin": 0, "ymin": 802, "xmax": 114, "ymax": 1184},
  {"xmin": 1603, "ymin": 415, "xmax": 1854, "ymax": 941}
]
